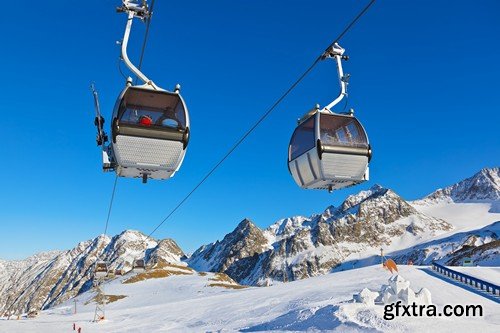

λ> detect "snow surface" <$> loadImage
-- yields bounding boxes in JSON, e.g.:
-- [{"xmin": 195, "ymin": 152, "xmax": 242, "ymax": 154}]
[
  {"xmin": 268, "ymin": 200, "xmax": 500, "ymax": 277},
  {"xmin": 418, "ymin": 167, "xmax": 500, "ymax": 203},
  {"xmin": 2, "ymin": 168, "xmax": 499, "ymax": 331},
  {"xmin": 0, "ymin": 265, "xmax": 498, "ymax": 332},
  {"xmin": 450, "ymin": 267, "xmax": 500, "ymax": 286},
  {"xmin": 411, "ymin": 201, "xmax": 500, "ymax": 234}
]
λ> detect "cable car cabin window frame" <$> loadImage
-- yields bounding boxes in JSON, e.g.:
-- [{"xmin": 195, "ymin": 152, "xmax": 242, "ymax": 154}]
[
  {"xmin": 319, "ymin": 113, "xmax": 368, "ymax": 149},
  {"xmin": 114, "ymin": 88, "xmax": 188, "ymax": 143},
  {"xmin": 289, "ymin": 116, "xmax": 316, "ymax": 161},
  {"xmin": 119, "ymin": 104, "xmax": 184, "ymax": 129}
]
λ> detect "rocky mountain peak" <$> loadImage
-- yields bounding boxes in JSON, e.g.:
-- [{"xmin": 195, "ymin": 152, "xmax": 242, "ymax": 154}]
[
  {"xmin": 234, "ymin": 218, "xmax": 258, "ymax": 234},
  {"xmin": 0, "ymin": 230, "xmax": 184, "ymax": 315},
  {"xmin": 340, "ymin": 184, "xmax": 387, "ymax": 211},
  {"xmin": 328, "ymin": 185, "xmax": 417, "ymax": 228},
  {"xmin": 422, "ymin": 167, "xmax": 500, "ymax": 203},
  {"xmin": 148, "ymin": 239, "xmax": 185, "ymax": 265},
  {"xmin": 187, "ymin": 219, "xmax": 269, "ymax": 273},
  {"xmin": 189, "ymin": 184, "xmax": 452, "ymax": 286},
  {"xmin": 104, "ymin": 230, "xmax": 155, "ymax": 257},
  {"xmin": 117, "ymin": 229, "xmax": 146, "ymax": 239}
]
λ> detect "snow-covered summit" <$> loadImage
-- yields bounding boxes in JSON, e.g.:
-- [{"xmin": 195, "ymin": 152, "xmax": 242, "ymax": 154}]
[
  {"xmin": 341, "ymin": 184, "xmax": 386, "ymax": 210},
  {"xmin": 418, "ymin": 167, "xmax": 500, "ymax": 204},
  {"xmin": 188, "ymin": 218, "xmax": 269, "ymax": 273},
  {"xmin": 3, "ymin": 168, "xmax": 499, "ymax": 318},
  {"xmin": 263, "ymin": 184, "xmax": 415, "ymax": 241},
  {"xmin": 189, "ymin": 185, "xmax": 452, "ymax": 286},
  {"xmin": 0, "ymin": 230, "xmax": 183, "ymax": 316}
]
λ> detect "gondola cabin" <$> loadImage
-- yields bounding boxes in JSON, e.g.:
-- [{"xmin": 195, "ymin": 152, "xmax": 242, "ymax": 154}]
[
  {"xmin": 92, "ymin": 1, "xmax": 191, "ymax": 184},
  {"xmin": 288, "ymin": 108, "xmax": 371, "ymax": 191},
  {"xmin": 111, "ymin": 84, "xmax": 190, "ymax": 182},
  {"xmin": 132, "ymin": 258, "xmax": 146, "ymax": 272},
  {"xmin": 94, "ymin": 261, "xmax": 109, "ymax": 279}
]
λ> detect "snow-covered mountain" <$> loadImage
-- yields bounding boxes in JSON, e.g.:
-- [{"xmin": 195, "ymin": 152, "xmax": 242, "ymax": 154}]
[
  {"xmin": 391, "ymin": 221, "xmax": 499, "ymax": 266},
  {"xmin": 187, "ymin": 218, "xmax": 269, "ymax": 274},
  {"xmin": 1, "ymin": 167, "xmax": 499, "ymax": 316},
  {"xmin": 417, "ymin": 167, "xmax": 500, "ymax": 203},
  {"xmin": 188, "ymin": 168, "xmax": 500, "ymax": 286},
  {"xmin": 188, "ymin": 185, "xmax": 453, "ymax": 286},
  {"xmin": 0, "ymin": 231, "xmax": 184, "ymax": 316},
  {"xmin": 2, "ymin": 264, "xmax": 499, "ymax": 332}
]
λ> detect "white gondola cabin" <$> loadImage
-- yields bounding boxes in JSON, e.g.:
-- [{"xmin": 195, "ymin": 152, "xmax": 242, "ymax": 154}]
[
  {"xmin": 288, "ymin": 108, "xmax": 370, "ymax": 191},
  {"xmin": 94, "ymin": 261, "xmax": 109, "ymax": 279},
  {"xmin": 287, "ymin": 43, "xmax": 371, "ymax": 192},
  {"xmin": 111, "ymin": 84, "xmax": 189, "ymax": 182},
  {"xmin": 92, "ymin": 0, "xmax": 190, "ymax": 183},
  {"xmin": 132, "ymin": 258, "xmax": 146, "ymax": 272}
]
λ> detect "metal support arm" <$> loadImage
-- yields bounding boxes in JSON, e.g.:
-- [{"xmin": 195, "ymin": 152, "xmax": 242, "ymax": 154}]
[
  {"xmin": 323, "ymin": 43, "xmax": 350, "ymax": 111},
  {"xmin": 119, "ymin": 1, "xmax": 157, "ymax": 88}
]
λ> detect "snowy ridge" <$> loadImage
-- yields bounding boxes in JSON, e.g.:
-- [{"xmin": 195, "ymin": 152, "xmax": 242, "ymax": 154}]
[
  {"xmin": 188, "ymin": 169, "xmax": 500, "ymax": 286},
  {"xmin": 0, "ymin": 230, "xmax": 184, "ymax": 315},
  {"xmin": 391, "ymin": 221, "xmax": 499, "ymax": 266},
  {"xmin": 188, "ymin": 185, "xmax": 453, "ymax": 286},
  {"xmin": 416, "ymin": 167, "xmax": 500, "ymax": 204},
  {"xmin": 2, "ymin": 167, "xmax": 499, "ymax": 317}
]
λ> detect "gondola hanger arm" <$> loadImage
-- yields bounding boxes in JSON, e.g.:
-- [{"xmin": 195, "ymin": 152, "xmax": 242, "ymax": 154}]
[
  {"xmin": 322, "ymin": 43, "xmax": 350, "ymax": 112},
  {"xmin": 118, "ymin": 0, "xmax": 159, "ymax": 89}
]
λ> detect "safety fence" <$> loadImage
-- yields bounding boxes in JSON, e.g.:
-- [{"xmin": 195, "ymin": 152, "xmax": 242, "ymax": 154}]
[{"xmin": 432, "ymin": 263, "xmax": 500, "ymax": 297}]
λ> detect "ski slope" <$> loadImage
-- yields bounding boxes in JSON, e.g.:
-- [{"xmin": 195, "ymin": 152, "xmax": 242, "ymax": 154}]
[{"xmin": 1, "ymin": 265, "xmax": 498, "ymax": 332}]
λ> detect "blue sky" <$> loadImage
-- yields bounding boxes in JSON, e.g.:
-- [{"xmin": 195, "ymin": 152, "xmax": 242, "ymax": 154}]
[{"xmin": 1, "ymin": 0, "xmax": 499, "ymax": 259}]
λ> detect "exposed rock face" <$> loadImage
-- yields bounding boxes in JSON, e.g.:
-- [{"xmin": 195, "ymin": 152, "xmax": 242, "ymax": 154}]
[
  {"xmin": 445, "ymin": 239, "xmax": 499, "ymax": 266},
  {"xmin": 148, "ymin": 239, "xmax": 185, "ymax": 265},
  {"xmin": 188, "ymin": 185, "xmax": 452, "ymax": 286},
  {"xmin": 0, "ymin": 230, "xmax": 184, "ymax": 315},
  {"xmin": 421, "ymin": 167, "xmax": 500, "ymax": 203},
  {"xmin": 3, "ymin": 168, "xmax": 499, "ymax": 314},
  {"xmin": 188, "ymin": 218, "xmax": 269, "ymax": 273}
]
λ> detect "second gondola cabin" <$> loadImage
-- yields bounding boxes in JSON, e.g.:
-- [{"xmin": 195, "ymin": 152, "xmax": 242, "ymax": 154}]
[
  {"xmin": 288, "ymin": 107, "xmax": 371, "ymax": 192},
  {"xmin": 110, "ymin": 83, "xmax": 190, "ymax": 182},
  {"xmin": 94, "ymin": 261, "xmax": 109, "ymax": 279},
  {"xmin": 132, "ymin": 258, "xmax": 146, "ymax": 272}
]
